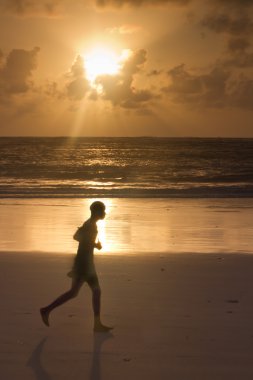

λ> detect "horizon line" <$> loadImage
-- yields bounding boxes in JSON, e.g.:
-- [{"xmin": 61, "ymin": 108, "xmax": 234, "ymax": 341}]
[{"xmin": 1, "ymin": 136, "xmax": 253, "ymax": 139}]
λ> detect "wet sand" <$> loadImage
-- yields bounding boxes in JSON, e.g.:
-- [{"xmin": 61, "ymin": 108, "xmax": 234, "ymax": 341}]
[
  {"xmin": 1, "ymin": 251, "xmax": 253, "ymax": 379},
  {"xmin": 0, "ymin": 198, "xmax": 253, "ymax": 254}
]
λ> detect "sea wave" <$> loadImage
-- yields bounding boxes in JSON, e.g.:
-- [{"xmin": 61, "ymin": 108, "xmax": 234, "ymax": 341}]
[
  {"xmin": 1, "ymin": 185, "xmax": 253, "ymax": 198},
  {"xmin": 1, "ymin": 137, "xmax": 253, "ymax": 198}
]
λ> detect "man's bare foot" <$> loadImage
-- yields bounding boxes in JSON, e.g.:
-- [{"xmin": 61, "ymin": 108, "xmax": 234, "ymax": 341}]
[
  {"xmin": 93, "ymin": 321, "xmax": 114, "ymax": 333},
  {"xmin": 40, "ymin": 308, "xmax": 50, "ymax": 327}
]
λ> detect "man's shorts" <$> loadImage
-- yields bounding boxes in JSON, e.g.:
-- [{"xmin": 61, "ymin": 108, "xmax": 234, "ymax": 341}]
[{"xmin": 67, "ymin": 270, "xmax": 99, "ymax": 288}]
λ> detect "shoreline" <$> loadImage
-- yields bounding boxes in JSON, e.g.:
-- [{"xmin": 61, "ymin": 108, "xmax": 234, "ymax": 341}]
[
  {"xmin": 1, "ymin": 249, "xmax": 253, "ymax": 257},
  {"xmin": 0, "ymin": 196, "xmax": 253, "ymax": 201}
]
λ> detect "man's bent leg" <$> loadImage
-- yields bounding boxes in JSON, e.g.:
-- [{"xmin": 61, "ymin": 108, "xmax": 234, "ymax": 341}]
[{"xmin": 40, "ymin": 278, "xmax": 84, "ymax": 326}]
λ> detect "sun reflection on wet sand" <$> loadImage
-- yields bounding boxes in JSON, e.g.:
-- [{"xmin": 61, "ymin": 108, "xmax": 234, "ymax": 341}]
[{"xmin": 1, "ymin": 198, "xmax": 253, "ymax": 254}]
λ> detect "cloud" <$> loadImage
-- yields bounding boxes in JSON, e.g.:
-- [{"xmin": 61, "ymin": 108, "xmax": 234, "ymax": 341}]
[
  {"xmin": 0, "ymin": 47, "xmax": 40, "ymax": 101},
  {"xmin": 96, "ymin": 0, "xmax": 191, "ymax": 8},
  {"xmin": 65, "ymin": 55, "xmax": 90, "ymax": 100},
  {"xmin": 148, "ymin": 69, "xmax": 162, "ymax": 77},
  {"xmin": 200, "ymin": 1, "xmax": 253, "ymax": 69},
  {"xmin": 95, "ymin": 49, "xmax": 154, "ymax": 108},
  {"xmin": 172, "ymin": 0, "xmax": 253, "ymax": 109},
  {"xmin": 97, "ymin": 74, "xmax": 153, "ymax": 108},
  {"xmin": 106, "ymin": 24, "xmax": 142, "ymax": 34},
  {"xmin": 222, "ymin": 37, "xmax": 253, "ymax": 68},
  {"xmin": 62, "ymin": 49, "xmax": 155, "ymax": 109},
  {"xmin": 211, "ymin": 0, "xmax": 253, "ymax": 10},
  {"xmin": 164, "ymin": 64, "xmax": 230, "ymax": 108},
  {"xmin": 229, "ymin": 76, "xmax": 253, "ymax": 109},
  {"xmin": 0, "ymin": 0, "xmax": 192, "ymax": 16},
  {"xmin": 224, "ymin": 52, "xmax": 253, "ymax": 68},
  {"xmin": 228, "ymin": 37, "xmax": 251, "ymax": 53},
  {"xmin": 122, "ymin": 48, "xmax": 147, "ymax": 75},
  {"xmin": 201, "ymin": 13, "xmax": 253, "ymax": 36},
  {"xmin": 200, "ymin": 1, "xmax": 253, "ymax": 42},
  {"xmin": 164, "ymin": 62, "xmax": 253, "ymax": 110},
  {"xmin": 0, "ymin": 0, "xmax": 61, "ymax": 16}
]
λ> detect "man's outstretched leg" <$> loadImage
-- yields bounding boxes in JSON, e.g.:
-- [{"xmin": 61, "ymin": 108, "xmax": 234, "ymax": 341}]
[
  {"xmin": 40, "ymin": 278, "xmax": 84, "ymax": 326},
  {"xmin": 91, "ymin": 285, "xmax": 113, "ymax": 332}
]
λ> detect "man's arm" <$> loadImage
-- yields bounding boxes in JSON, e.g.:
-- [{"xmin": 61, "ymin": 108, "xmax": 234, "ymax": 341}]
[{"xmin": 94, "ymin": 241, "xmax": 102, "ymax": 250}]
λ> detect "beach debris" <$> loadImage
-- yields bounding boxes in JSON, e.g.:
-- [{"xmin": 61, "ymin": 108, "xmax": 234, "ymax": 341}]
[
  {"xmin": 68, "ymin": 314, "xmax": 76, "ymax": 318},
  {"xmin": 123, "ymin": 357, "xmax": 131, "ymax": 362},
  {"xmin": 161, "ymin": 268, "xmax": 165, "ymax": 272},
  {"xmin": 226, "ymin": 311, "xmax": 233, "ymax": 314},
  {"xmin": 226, "ymin": 299, "xmax": 239, "ymax": 304}
]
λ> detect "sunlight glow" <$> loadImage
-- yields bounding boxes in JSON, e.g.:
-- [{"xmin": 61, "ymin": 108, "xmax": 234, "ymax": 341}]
[
  {"xmin": 97, "ymin": 199, "xmax": 114, "ymax": 252},
  {"xmin": 83, "ymin": 47, "xmax": 132, "ymax": 87},
  {"xmin": 84, "ymin": 47, "xmax": 119, "ymax": 83}
]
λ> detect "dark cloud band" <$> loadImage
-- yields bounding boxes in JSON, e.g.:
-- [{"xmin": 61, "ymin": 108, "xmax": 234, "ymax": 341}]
[
  {"xmin": 0, "ymin": 0, "xmax": 60, "ymax": 16},
  {"xmin": 96, "ymin": 0, "xmax": 190, "ymax": 7}
]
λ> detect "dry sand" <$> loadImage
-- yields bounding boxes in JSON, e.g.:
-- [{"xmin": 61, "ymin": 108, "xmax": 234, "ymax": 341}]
[{"xmin": 1, "ymin": 251, "xmax": 253, "ymax": 380}]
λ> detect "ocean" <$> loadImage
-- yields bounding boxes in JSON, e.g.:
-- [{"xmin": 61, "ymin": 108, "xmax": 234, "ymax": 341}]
[{"xmin": 1, "ymin": 137, "xmax": 253, "ymax": 198}]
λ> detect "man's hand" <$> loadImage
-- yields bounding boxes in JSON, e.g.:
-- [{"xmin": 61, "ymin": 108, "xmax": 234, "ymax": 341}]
[{"xmin": 95, "ymin": 241, "xmax": 102, "ymax": 250}]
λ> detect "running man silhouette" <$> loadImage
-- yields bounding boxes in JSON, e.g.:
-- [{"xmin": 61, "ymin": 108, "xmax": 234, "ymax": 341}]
[{"xmin": 40, "ymin": 201, "xmax": 113, "ymax": 332}]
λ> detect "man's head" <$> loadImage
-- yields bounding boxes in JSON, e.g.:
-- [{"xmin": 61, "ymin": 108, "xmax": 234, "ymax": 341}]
[{"xmin": 90, "ymin": 201, "xmax": 106, "ymax": 220}]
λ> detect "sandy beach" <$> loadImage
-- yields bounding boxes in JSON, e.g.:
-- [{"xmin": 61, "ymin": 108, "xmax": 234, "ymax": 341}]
[
  {"xmin": 1, "ymin": 198, "xmax": 253, "ymax": 379},
  {"xmin": 1, "ymin": 251, "xmax": 253, "ymax": 379}
]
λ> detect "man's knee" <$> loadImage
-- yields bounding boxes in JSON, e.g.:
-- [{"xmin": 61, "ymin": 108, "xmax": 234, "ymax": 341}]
[{"xmin": 69, "ymin": 287, "xmax": 79, "ymax": 298}]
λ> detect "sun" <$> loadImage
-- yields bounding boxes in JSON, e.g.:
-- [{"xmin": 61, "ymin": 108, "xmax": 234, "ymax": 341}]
[{"xmin": 83, "ymin": 46, "xmax": 131, "ymax": 86}]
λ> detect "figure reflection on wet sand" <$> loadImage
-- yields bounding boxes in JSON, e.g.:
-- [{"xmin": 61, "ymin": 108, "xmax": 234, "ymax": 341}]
[
  {"xmin": 90, "ymin": 332, "xmax": 114, "ymax": 380},
  {"xmin": 27, "ymin": 337, "xmax": 51, "ymax": 380},
  {"xmin": 27, "ymin": 332, "xmax": 113, "ymax": 380}
]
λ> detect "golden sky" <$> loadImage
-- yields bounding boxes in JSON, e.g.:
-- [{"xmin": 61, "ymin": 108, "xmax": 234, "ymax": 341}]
[{"xmin": 0, "ymin": 0, "xmax": 253, "ymax": 136}]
